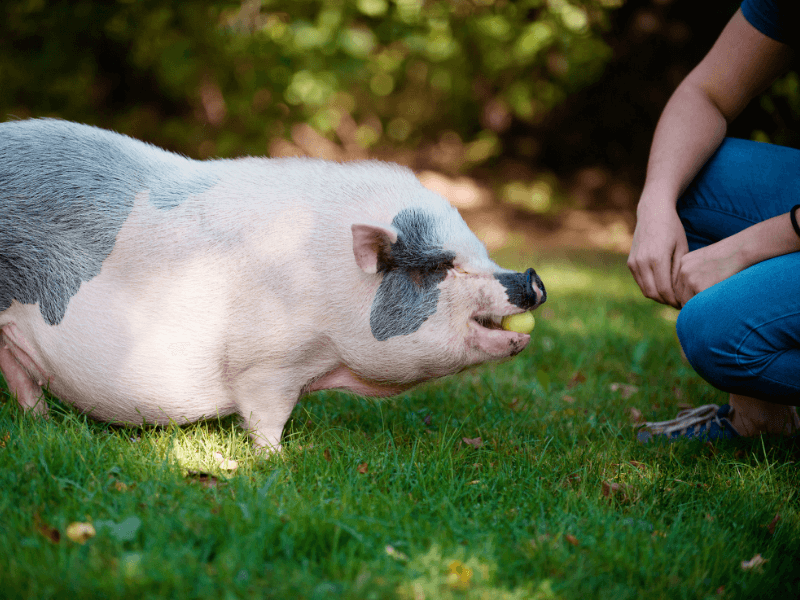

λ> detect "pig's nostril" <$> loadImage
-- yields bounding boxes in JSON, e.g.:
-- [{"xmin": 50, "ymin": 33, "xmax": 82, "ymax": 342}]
[{"xmin": 524, "ymin": 268, "xmax": 546, "ymax": 306}]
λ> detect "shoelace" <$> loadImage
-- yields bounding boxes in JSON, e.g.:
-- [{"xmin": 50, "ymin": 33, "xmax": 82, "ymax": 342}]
[{"xmin": 638, "ymin": 404, "xmax": 735, "ymax": 438}]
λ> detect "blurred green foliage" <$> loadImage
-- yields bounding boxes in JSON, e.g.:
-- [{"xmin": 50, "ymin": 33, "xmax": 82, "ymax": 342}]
[
  {"xmin": 2, "ymin": 0, "xmax": 799, "ymax": 215},
  {"xmin": 1, "ymin": 0, "xmax": 623, "ymax": 162}
]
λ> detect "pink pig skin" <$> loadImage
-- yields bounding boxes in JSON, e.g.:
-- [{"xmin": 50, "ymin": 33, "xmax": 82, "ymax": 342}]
[{"xmin": 0, "ymin": 119, "xmax": 545, "ymax": 451}]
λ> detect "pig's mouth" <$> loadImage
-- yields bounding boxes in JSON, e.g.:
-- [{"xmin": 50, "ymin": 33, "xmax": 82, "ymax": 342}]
[
  {"xmin": 467, "ymin": 311, "xmax": 531, "ymax": 358},
  {"xmin": 472, "ymin": 315, "xmax": 504, "ymax": 331}
]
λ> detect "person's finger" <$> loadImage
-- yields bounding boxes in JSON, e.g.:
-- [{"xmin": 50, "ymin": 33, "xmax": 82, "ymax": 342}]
[{"xmin": 653, "ymin": 255, "xmax": 680, "ymax": 308}]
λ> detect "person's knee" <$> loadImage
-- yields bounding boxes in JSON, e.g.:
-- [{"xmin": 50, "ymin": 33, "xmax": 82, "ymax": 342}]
[{"xmin": 676, "ymin": 294, "xmax": 734, "ymax": 389}]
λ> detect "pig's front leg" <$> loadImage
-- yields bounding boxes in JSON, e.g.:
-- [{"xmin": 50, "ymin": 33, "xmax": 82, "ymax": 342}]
[
  {"xmin": 230, "ymin": 369, "xmax": 300, "ymax": 453},
  {"xmin": 0, "ymin": 325, "xmax": 48, "ymax": 416}
]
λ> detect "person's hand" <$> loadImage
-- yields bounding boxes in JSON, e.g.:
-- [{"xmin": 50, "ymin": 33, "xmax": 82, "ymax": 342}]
[
  {"xmin": 673, "ymin": 232, "xmax": 748, "ymax": 307},
  {"xmin": 627, "ymin": 201, "xmax": 688, "ymax": 308}
]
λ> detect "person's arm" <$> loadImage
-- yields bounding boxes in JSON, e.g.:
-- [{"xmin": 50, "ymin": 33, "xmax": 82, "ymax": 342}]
[
  {"xmin": 628, "ymin": 8, "xmax": 794, "ymax": 308},
  {"xmin": 675, "ymin": 208, "xmax": 800, "ymax": 306}
]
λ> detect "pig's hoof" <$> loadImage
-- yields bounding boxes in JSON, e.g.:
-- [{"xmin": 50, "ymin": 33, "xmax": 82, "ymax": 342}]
[{"xmin": 250, "ymin": 433, "xmax": 283, "ymax": 456}]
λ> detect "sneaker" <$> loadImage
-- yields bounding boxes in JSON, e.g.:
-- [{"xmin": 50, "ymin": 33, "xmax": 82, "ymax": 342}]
[{"xmin": 636, "ymin": 404, "xmax": 741, "ymax": 443}]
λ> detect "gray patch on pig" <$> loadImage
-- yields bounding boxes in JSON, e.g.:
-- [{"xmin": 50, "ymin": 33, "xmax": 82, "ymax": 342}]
[
  {"xmin": 0, "ymin": 118, "xmax": 218, "ymax": 325},
  {"xmin": 370, "ymin": 208, "xmax": 455, "ymax": 341}
]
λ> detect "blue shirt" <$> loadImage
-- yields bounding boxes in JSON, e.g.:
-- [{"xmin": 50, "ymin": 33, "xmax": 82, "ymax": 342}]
[{"xmin": 741, "ymin": 0, "xmax": 798, "ymax": 48}]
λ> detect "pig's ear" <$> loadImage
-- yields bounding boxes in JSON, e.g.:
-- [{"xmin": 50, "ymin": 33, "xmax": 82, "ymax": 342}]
[{"xmin": 351, "ymin": 222, "xmax": 399, "ymax": 274}]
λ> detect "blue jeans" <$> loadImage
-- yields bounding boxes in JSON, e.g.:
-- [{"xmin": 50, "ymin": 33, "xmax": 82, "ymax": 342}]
[{"xmin": 676, "ymin": 137, "xmax": 800, "ymax": 405}]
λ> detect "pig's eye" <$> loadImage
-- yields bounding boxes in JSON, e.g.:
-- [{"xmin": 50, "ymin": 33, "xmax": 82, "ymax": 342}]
[{"xmin": 434, "ymin": 260, "xmax": 454, "ymax": 275}]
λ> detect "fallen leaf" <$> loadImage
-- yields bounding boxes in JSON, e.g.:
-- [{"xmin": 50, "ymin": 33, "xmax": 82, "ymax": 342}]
[
  {"xmin": 765, "ymin": 514, "xmax": 780, "ymax": 535},
  {"xmin": 186, "ymin": 470, "xmax": 222, "ymax": 489},
  {"xmin": 0, "ymin": 432, "xmax": 9, "ymax": 448},
  {"xmin": 567, "ymin": 372, "xmax": 586, "ymax": 389},
  {"xmin": 423, "ymin": 414, "xmax": 432, "ymax": 426},
  {"xmin": 385, "ymin": 545, "xmax": 409, "ymax": 562},
  {"xmin": 213, "ymin": 452, "xmax": 238, "ymax": 471},
  {"xmin": 629, "ymin": 461, "xmax": 646, "ymax": 470},
  {"xmin": 34, "ymin": 512, "xmax": 60, "ymax": 544},
  {"xmin": 357, "ymin": 462, "xmax": 369, "ymax": 474},
  {"xmin": 564, "ymin": 534, "xmax": 580, "ymax": 547},
  {"xmin": 467, "ymin": 480, "xmax": 481, "ymax": 485},
  {"xmin": 462, "ymin": 437, "xmax": 483, "ymax": 449},
  {"xmin": 113, "ymin": 481, "xmax": 128, "ymax": 492},
  {"xmin": 323, "ymin": 448, "xmax": 332, "ymax": 462},
  {"xmin": 741, "ymin": 553, "xmax": 767, "ymax": 571},
  {"xmin": 629, "ymin": 407, "xmax": 644, "ymax": 424},
  {"xmin": 601, "ymin": 480, "xmax": 629, "ymax": 502},
  {"xmin": 66, "ymin": 522, "xmax": 96, "ymax": 544},
  {"xmin": 562, "ymin": 395, "xmax": 576, "ymax": 404},
  {"xmin": 447, "ymin": 560, "xmax": 472, "ymax": 590},
  {"xmin": 610, "ymin": 383, "xmax": 638, "ymax": 399}
]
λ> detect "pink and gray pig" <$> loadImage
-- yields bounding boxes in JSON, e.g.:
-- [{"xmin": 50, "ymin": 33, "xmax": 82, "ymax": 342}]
[{"xmin": 0, "ymin": 119, "xmax": 545, "ymax": 450}]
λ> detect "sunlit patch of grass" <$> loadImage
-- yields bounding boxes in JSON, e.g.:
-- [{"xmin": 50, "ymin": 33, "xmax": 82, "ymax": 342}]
[{"xmin": 1, "ymin": 249, "xmax": 799, "ymax": 599}]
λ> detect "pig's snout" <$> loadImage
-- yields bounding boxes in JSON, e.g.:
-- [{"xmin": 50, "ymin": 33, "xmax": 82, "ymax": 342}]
[
  {"xmin": 526, "ymin": 268, "xmax": 546, "ymax": 306},
  {"xmin": 495, "ymin": 268, "xmax": 546, "ymax": 310}
]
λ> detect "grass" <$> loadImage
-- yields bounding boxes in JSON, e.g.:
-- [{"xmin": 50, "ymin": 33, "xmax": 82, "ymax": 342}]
[{"xmin": 1, "ymin": 248, "xmax": 799, "ymax": 599}]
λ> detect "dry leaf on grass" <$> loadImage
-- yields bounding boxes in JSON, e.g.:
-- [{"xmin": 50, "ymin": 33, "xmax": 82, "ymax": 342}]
[
  {"xmin": 741, "ymin": 554, "xmax": 767, "ymax": 571},
  {"xmin": 323, "ymin": 448, "xmax": 332, "ymax": 462},
  {"xmin": 562, "ymin": 395, "xmax": 576, "ymax": 404},
  {"xmin": 66, "ymin": 522, "xmax": 96, "ymax": 544},
  {"xmin": 461, "ymin": 437, "xmax": 483, "ymax": 449},
  {"xmin": 186, "ymin": 470, "xmax": 223, "ymax": 489},
  {"xmin": 34, "ymin": 512, "xmax": 60, "ymax": 544},
  {"xmin": 385, "ymin": 545, "xmax": 409, "ymax": 562},
  {"xmin": 610, "ymin": 383, "xmax": 639, "ymax": 399},
  {"xmin": 357, "ymin": 462, "xmax": 369, "ymax": 474},
  {"xmin": 567, "ymin": 372, "xmax": 586, "ymax": 389},
  {"xmin": 447, "ymin": 559, "xmax": 473, "ymax": 590},
  {"xmin": 764, "ymin": 514, "xmax": 780, "ymax": 535},
  {"xmin": 564, "ymin": 534, "xmax": 580, "ymax": 547},
  {"xmin": 601, "ymin": 480, "xmax": 630, "ymax": 502},
  {"xmin": 213, "ymin": 452, "xmax": 238, "ymax": 471},
  {"xmin": 629, "ymin": 407, "xmax": 644, "ymax": 424}
]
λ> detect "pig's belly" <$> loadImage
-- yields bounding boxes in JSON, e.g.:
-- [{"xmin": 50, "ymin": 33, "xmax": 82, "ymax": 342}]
[{"xmin": 14, "ymin": 274, "xmax": 237, "ymax": 425}]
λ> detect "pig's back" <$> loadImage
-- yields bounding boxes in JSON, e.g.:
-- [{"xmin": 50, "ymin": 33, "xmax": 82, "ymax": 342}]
[{"xmin": 0, "ymin": 118, "xmax": 219, "ymax": 327}]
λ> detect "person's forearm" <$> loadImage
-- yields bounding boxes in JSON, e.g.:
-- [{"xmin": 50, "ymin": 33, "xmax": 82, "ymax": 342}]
[
  {"xmin": 638, "ymin": 80, "xmax": 728, "ymax": 212},
  {"xmin": 733, "ymin": 210, "xmax": 800, "ymax": 268}
]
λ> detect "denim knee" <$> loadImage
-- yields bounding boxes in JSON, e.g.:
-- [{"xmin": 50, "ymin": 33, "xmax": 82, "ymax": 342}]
[{"xmin": 675, "ymin": 292, "xmax": 736, "ymax": 393}]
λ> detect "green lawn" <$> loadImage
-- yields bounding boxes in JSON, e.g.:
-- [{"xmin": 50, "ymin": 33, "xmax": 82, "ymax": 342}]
[{"xmin": 1, "ymin": 249, "xmax": 798, "ymax": 599}]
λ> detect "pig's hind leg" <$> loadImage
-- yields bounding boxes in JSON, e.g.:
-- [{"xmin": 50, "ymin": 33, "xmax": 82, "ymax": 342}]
[{"xmin": 0, "ymin": 333, "xmax": 47, "ymax": 416}]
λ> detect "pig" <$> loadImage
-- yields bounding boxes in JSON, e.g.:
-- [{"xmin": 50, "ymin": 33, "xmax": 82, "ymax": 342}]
[{"xmin": 0, "ymin": 118, "xmax": 546, "ymax": 451}]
